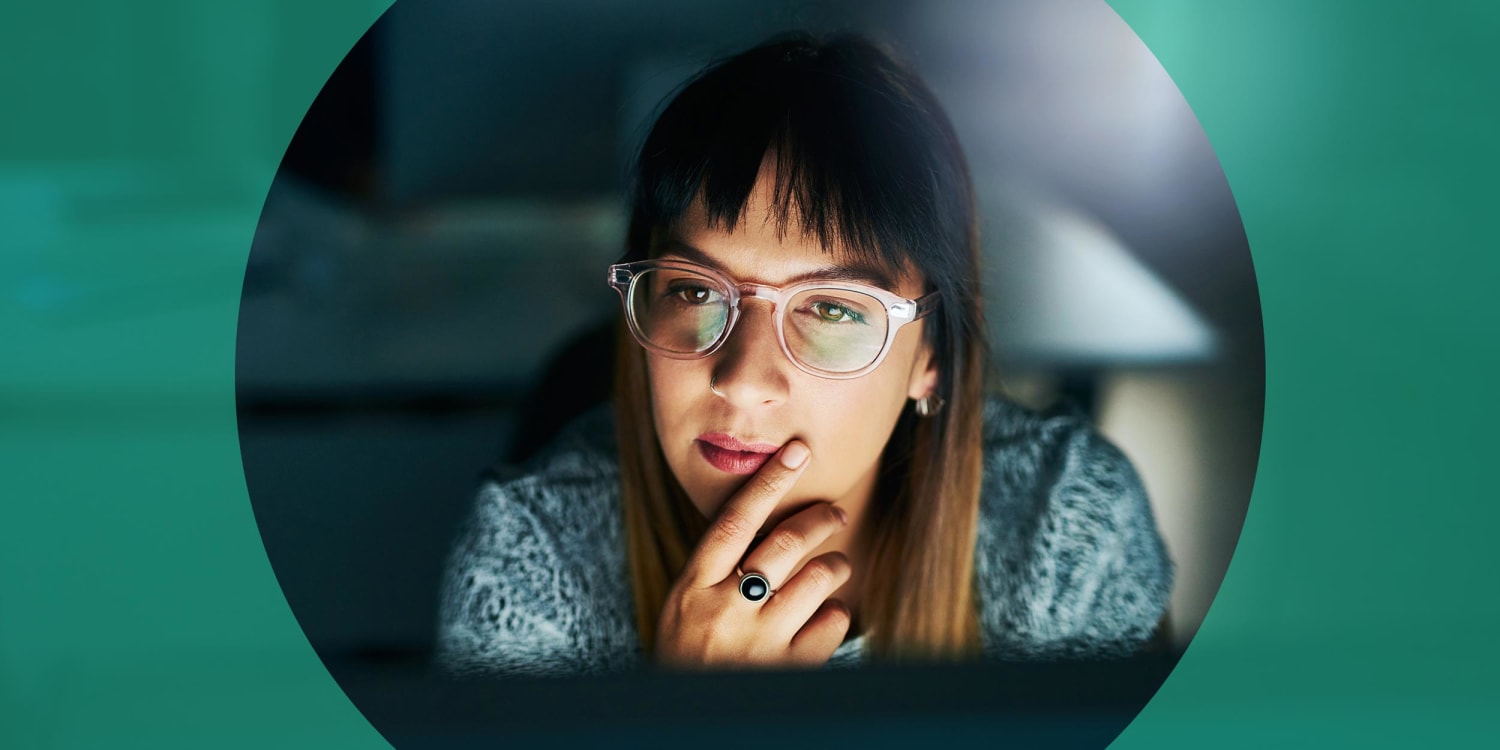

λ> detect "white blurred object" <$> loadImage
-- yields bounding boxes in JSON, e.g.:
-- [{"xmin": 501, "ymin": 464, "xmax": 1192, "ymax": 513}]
[
  {"xmin": 984, "ymin": 185, "xmax": 1217, "ymax": 367},
  {"xmin": 1096, "ymin": 368, "xmax": 1262, "ymax": 648}
]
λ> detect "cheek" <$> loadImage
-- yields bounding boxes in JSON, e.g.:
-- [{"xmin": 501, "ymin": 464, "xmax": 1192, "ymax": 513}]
[
  {"xmin": 645, "ymin": 358, "xmax": 702, "ymax": 440},
  {"xmin": 644, "ymin": 357, "xmax": 727, "ymax": 516},
  {"xmin": 792, "ymin": 367, "xmax": 914, "ymax": 494}
]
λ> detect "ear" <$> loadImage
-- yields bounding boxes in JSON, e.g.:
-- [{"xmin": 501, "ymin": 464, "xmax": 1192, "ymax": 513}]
[{"xmin": 906, "ymin": 338, "xmax": 940, "ymax": 401}]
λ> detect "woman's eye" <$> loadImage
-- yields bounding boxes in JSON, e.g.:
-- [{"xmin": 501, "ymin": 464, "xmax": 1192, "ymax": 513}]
[
  {"xmin": 669, "ymin": 285, "xmax": 719, "ymax": 305},
  {"xmin": 810, "ymin": 301, "xmax": 865, "ymax": 324}
]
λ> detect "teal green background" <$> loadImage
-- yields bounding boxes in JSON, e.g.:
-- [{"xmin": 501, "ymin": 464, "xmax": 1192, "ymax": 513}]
[{"xmin": 1, "ymin": 0, "xmax": 1495, "ymax": 747}]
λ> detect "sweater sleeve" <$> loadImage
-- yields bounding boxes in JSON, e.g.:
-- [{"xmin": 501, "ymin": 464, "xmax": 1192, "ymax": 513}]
[
  {"xmin": 435, "ymin": 479, "xmax": 583, "ymax": 677},
  {"xmin": 980, "ymin": 408, "xmax": 1175, "ymax": 660}
]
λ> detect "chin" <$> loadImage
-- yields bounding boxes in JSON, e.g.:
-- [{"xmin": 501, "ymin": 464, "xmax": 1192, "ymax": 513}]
[{"xmin": 674, "ymin": 467, "xmax": 740, "ymax": 519}]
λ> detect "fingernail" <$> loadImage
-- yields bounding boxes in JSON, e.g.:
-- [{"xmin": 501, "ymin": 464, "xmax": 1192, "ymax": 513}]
[
  {"xmin": 832, "ymin": 505, "xmax": 848, "ymax": 525},
  {"xmin": 780, "ymin": 441, "xmax": 810, "ymax": 469}
]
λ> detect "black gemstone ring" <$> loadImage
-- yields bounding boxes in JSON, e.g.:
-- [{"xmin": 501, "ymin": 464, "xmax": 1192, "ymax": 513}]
[{"xmin": 738, "ymin": 571, "xmax": 773, "ymax": 603}]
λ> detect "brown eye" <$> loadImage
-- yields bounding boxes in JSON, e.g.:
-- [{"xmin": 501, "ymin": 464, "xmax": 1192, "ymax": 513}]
[
  {"xmin": 810, "ymin": 301, "xmax": 864, "ymax": 324},
  {"xmin": 669, "ymin": 284, "xmax": 721, "ymax": 305}
]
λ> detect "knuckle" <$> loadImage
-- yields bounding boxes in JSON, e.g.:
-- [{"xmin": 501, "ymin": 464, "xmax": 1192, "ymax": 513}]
[
  {"xmin": 667, "ymin": 593, "xmax": 694, "ymax": 623},
  {"xmin": 824, "ymin": 503, "xmax": 844, "ymax": 526},
  {"xmin": 768, "ymin": 528, "xmax": 806, "ymax": 557},
  {"xmin": 802, "ymin": 559, "xmax": 835, "ymax": 589},
  {"xmin": 823, "ymin": 601, "xmax": 852, "ymax": 630},
  {"xmin": 674, "ymin": 562, "xmax": 703, "ymax": 589},
  {"xmin": 750, "ymin": 470, "xmax": 787, "ymax": 498},
  {"xmin": 710, "ymin": 508, "xmax": 753, "ymax": 546}
]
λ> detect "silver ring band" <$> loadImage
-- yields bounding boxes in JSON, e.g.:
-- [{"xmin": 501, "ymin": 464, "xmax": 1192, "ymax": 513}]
[{"xmin": 709, "ymin": 374, "xmax": 725, "ymax": 397}]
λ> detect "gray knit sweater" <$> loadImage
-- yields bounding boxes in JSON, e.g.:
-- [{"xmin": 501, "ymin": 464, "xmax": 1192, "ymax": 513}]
[{"xmin": 437, "ymin": 397, "xmax": 1173, "ymax": 676}]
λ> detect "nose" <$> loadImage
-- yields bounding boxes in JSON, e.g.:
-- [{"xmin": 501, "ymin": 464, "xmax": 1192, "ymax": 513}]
[{"xmin": 709, "ymin": 297, "xmax": 791, "ymax": 407}]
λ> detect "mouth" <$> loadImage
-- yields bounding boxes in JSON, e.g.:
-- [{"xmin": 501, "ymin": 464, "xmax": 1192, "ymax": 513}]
[{"xmin": 695, "ymin": 432, "xmax": 782, "ymax": 476}]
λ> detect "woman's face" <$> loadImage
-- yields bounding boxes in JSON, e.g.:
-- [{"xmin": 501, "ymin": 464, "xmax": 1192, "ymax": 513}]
[{"xmin": 646, "ymin": 176, "xmax": 939, "ymax": 530}]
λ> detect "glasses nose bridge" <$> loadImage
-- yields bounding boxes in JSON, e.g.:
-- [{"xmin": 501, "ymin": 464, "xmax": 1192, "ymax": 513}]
[
  {"xmin": 719, "ymin": 282, "xmax": 789, "ymax": 361},
  {"xmin": 723, "ymin": 281, "xmax": 782, "ymax": 336},
  {"xmin": 726, "ymin": 282, "xmax": 785, "ymax": 328},
  {"xmin": 733, "ymin": 282, "xmax": 783, "ymax": 309}
]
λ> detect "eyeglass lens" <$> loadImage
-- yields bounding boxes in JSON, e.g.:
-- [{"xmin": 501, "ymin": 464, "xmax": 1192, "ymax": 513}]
[{"xmin": 628, "ymin": 267, "xmax": 889, "ymax": 373}]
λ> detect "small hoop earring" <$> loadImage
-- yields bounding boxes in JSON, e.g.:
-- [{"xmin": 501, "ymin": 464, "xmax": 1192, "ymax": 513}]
[
  {"xmin": 709, "ymin": 374, "xmax": 725, "ymax": 397},
  {"xmin": 915, "ymin": 393, "xmax": 945, "ymax": 417}
]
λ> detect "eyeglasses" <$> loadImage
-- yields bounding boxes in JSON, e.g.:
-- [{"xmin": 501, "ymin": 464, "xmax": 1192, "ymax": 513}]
[{"xmin": 608, "ymin": 259, "xmax": 939, "ymax": 379}]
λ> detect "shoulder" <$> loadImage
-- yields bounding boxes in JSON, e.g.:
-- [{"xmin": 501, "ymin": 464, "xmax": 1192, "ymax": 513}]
[
  {"xmin": 436, "ymin": 403, "xmax": 637, "ymax": 677},
  {"xmin": 977, "ymin": 397, "xmax": 1149, "ymax": 529},
  {"xmin": 470, "ymin": 403, "xmax": 623, "ymax": 572},
  {"xmin": 975, "ymin": 395, "xmax": 1174, "ymax": 659}
]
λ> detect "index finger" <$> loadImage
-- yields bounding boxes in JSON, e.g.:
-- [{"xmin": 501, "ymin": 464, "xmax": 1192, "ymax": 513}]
[{"xmin": 682, "ymin": 440, "xmax": 811, "ymax": 587}]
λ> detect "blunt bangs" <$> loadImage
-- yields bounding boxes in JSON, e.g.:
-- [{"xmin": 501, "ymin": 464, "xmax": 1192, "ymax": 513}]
[{"xmin": 626, "ymin": 33, "xmax": 972, "ymax": 293}]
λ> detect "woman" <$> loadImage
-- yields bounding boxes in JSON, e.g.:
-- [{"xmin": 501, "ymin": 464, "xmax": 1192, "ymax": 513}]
[{"xmin": 438, "ymin": 33, "xmax": 1172, "ymax": 675}]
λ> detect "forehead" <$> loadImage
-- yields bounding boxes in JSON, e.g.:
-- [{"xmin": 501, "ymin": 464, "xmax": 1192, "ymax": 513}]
[{"xmin": 653, "ymin": 186, "xmax": 920, "ymax": 295}]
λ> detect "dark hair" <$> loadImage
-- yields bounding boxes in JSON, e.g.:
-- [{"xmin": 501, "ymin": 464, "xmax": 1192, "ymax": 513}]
[
  {"xmin": 615, "ymin": 32, "xmax": 990, "ymax": 660},
  {"xmin": 625, "ymin": 32, "xmax": 980, "ymax": 348}
]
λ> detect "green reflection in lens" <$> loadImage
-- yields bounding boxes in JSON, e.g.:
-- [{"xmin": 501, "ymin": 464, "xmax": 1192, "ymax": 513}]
[
  {"xmin": 787, "ymin": 288, "xmax": 886, "ymax": 372},
  {"xmin": 636, "ymin": 268, "xmax": 729, "ymax": 353}
]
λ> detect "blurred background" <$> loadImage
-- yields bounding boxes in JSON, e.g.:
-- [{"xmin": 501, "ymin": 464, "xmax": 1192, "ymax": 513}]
[
  {"xmin": 10, "ymin": 0, "xmax": 1500, "ymax": 746},
  {"xmin": 235, "ymin": 0, "xmax": 1261, "ymax": 711}
]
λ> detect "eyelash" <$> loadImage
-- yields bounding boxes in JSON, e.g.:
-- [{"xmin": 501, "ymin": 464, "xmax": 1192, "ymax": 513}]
[
  {"xmin": 803, "ymin": 300, "xmax": 867, "ymax": 324},
  {"xmin": 666, "ymin": 283, "xmax": 721, "ymax": 305}
]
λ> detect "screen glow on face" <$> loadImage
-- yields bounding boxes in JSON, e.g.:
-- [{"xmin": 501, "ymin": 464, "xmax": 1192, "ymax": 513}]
[{"xmin": 622, "ymin": 171, "xmax": 941, "ymax": 534}]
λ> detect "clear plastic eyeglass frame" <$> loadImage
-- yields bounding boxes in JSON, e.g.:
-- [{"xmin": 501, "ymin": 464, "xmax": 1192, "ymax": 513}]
[{"xmin": 607, "ymin": 258, "xmax": 941, "ymax": 380}]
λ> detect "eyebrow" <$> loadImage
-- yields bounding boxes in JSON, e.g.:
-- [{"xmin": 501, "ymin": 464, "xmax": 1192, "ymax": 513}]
[{"xmin": 654, "ymin": 238, "xmax": 899, "ymax": 290}]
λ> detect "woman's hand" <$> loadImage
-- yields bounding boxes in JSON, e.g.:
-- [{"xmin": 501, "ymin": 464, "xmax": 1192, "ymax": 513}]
[{"xmin": 654, "ymin": 441, "xmax": 855, "ymax": 669}]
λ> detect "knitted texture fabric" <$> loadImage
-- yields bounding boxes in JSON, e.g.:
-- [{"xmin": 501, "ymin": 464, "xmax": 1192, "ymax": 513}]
[{"xmin": 437, "ymin": 397, "xmax": 1173, "ymax": 676}]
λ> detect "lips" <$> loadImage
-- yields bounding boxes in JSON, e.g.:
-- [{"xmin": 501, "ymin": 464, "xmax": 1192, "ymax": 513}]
[
  {"xmin": 695, "ymin": 432, "xmax": 782, "ymax": 475},
  {"xmin": 697, "ymin": 433, "xmax": 781, "ymax": 453}
]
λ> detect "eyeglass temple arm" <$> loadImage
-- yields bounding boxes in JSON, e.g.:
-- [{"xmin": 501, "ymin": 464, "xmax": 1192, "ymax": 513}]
[{"xmin": 901, "ymin": 291, "xmax": 941, "ymax": 321}]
